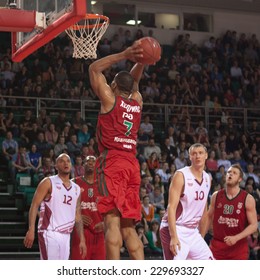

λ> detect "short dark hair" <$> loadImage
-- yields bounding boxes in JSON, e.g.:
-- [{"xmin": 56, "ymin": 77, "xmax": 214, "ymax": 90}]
[
  {"xmin": 230, "ymin": 164, "xmax": 243, "ymax": 179},
  {"xmin": 114, "ymin": 71, "xmax": 134, "ymax": 94}
]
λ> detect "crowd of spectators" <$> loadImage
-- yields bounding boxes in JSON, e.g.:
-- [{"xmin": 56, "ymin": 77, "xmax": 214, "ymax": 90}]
[{"xmin": 0, "ymin": 26, "xmax": 260, "ymax": 259}]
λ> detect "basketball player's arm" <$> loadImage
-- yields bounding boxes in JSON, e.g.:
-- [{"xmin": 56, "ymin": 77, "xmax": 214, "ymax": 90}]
[
  {"xmin": 167, "ymin": 171, "xmax": 184, "ymax": 256},
  {"xmin": 224, "ymin": 194, "xmax": 258, "ymax": 246},
  {"xmin": 75, "ymin": 194, "xmax": 87, "ymax": 258},
  {"xmin": 203, "ymin": 191, "xmax": 217, "ymax": 237},
  {"xmin": 130, "ymin": 63, "xmax": 145, "ymax": 107},
  {"xmin": 24, "ymin": 178, "xmax": 51, "ymax": 248},
  {"xmin": 89, "ymin": 43, "xmax": 143, "ymax": 108},
  {"xmin": 199, "ymin": 204, "xmax": 209, "ymax": 238}
]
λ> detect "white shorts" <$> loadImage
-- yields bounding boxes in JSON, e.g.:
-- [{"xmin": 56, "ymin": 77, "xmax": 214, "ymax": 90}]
[
  {"xmin": 38, "ymin": 230, "xmax": 70, "ymax": 260},
  {"xmin": 160, "ymin": 225, "xmax": 213, "ymax": 260}
]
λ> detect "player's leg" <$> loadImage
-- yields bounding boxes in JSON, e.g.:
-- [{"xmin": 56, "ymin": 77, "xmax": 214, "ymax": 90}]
[
  {"xmin": 188, "ymin": 230, "xmax": 214, "ymax": 260},
  {"xmin": 92, "ymin": 233, "xmax": 106, "ymax": 260},
  {"xmin": 38, "ymin": 231, "xmax": 60, "ymax": 259},
  {"xmin": 104, "ymin": 208, "xmax": 122, "ymax": 259},
  {"xmin": 160, "ymin": 226, "xmax": 174, "ymax": 260},
  {"xmin": 59, "ymin": 232, "xmax": 71, "ymax": 260},
  {"xmin": 121, "ymin": 218, "xmax": 144, "ymax": 260}
]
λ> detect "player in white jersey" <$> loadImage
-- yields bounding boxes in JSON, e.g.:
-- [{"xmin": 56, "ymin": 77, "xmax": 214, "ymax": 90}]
[
  {"xmin": 24, "ymin": 153, "xmax": 86, "ymax": 260},
  {"xmin": 160, "ymin": 143, "xmax": 213, "ymax": 260}
]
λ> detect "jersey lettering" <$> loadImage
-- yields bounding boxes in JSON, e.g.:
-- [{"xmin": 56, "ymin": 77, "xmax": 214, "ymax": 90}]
[
  {"xmin": 223, "ymin": 204, "xmax": 234, "ymax": 214},
  {"xmin": 195, "ymin": 190, "xmax": 205, "ymax": 200},
  {"xmin": 123, "ymin": 120, "xmax": 133, "ymax": 136},
  {"xmin": 63, "ymin": 195, "xmax": 72, "ymax": 205}
]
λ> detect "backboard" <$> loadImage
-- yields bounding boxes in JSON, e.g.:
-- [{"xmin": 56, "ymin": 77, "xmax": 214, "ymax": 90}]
[{"xmin": 7, "ymin": 0, "xmax": 88, "ymax": 61}]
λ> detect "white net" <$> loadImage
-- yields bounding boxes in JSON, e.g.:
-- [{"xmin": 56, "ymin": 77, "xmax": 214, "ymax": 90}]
[{"xmin": 65, "ymin": 14, "xmax": 109, "ymax": 59}]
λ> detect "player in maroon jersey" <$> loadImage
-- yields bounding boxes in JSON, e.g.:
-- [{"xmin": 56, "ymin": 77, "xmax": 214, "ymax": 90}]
[
  {"xmin": 70, "ymin": 155, "xmax": 105, "ymax": 260},
  {"xmin": 207, "ymin": 164, "xmax": 258, "ymax": 259},
  {"xmin": 89, "ymin": 41, "xmax": 145, "ymax": 259}
]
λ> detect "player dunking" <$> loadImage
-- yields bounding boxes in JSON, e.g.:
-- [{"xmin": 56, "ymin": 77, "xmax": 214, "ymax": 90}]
[
  {"xmin": 24, "ymin": 153, "xmax": 86, "ymax": 260},
  {"xmin": 89, "ymin": 41, "xmax": 145, "ymax": 259},
  {"xmin": 207, "ymin": 164, "xmax": 258, "ymax": 259},
  {"xmin": 70, "ymin": 155, "xmax": 105, "ymax": 260},
  {"xmin": 160, "ymin": 143, "xmax": 213, "ymax": 260}
]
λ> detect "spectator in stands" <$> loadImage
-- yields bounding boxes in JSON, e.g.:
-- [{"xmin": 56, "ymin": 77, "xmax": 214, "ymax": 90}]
[
  {"xmin": 77, "ymin": 124, "xmax": 91, "ymax": 145},
  {"xmin": 28, "ymin": 144, "xmax": 42, "ymax": 176},
  {"xmin": 149, "ymin": 186, "xmax": 165, "ymax": 212},
  {"xmin": 247, "ymin": 120, "xmax": 260, "ymax": 143},
  {"xmin": 248, "ymin": 230, "xmax": 260, "ymax": 260},
  {"xmin": 174, "ymin": 151, "xmax": 188, "ymax": 170},
  {"xmin": 140, "ymin": 161, "xmax": 153, "ymax": 182},
  {"xmin": 1, "ymin": 130, "xmax": 18, "ymax": 163},
  {"xmin": 4, "ymin": 111, "xmax": 19, "ymax": 137},
  {"xmin": 145, "ymin": 219, "xmax": 163, "ymax": 256},
  {"xmin": 156, "ymin": 162, "xmax": 171, "ymax": 187},
  {"xmin": 209, "ymin": 119, "xmax": 224, "ymax": 143},
  {"xmin": 54, "ymin": 135, "xmax": 68, "ymax": 157},
  {"xmin": 217, "ymin": 151, "xmax": 232, "ymax": 172},
  {"xmin": 66, "ymin": 134, "xmax": 82, "ymax": 163},
  {"xmin": 141, "ymin": 195, "xmax": 155, "ymax": 225},
  {"xmin": 135, "ymin": 223, "xmax": 150, "ymax": 256},
  {"xmin": 0, "ymin": 111, "xmax": 6, "ymax": 137},
  {"xmin": 0, "ymin": 62, "xmax": 15, "ymax": 89},
  {"xmin": 164, "ymin": 126, "xmax": 178, "ymax": 147},
  {"xmin": 144, "ymin": 138, "xmax": 161, "ymax": 161},
  {"xmin": 161, "ymin": 137, "xmax": 178, "ymax": 166},
  {"xmin": 137, "ymin": 127, "xmax": 149, "ymax": 157},
  {"xmin": 37, "ymin": 156, "xmax": 56, "ymax": 181},
  {"xmin": 230, "ymin": 60, "xmax": 243, "ymax": 80},
  {"xmin": 71, "ymin": 155, "xmax": 84, "ymax": 178},
  {"xmin": 141, "ymin": 174, "xmax": 154, "ymax": 194},
  {"xmin": 147, "ymin": 151, "xmax": 160, "ymax": 177},
  {"xmin": 245, "ymin": 164, "xmax": 260, "ymax": 187},
  {"xmin": 176, "ymin": 140, "xmax": 189, "ymax": 159},
  {"xmin": 36, "ymin": 109, "xmax": 51, "ymax": 131},
  {"xmin": 19, "ymin": 109, "xmax": 35, "ymax": 137},
  {"xmin": 71, "ymin": 111, "xmax": 84, "ymax": 134},
  {"xmin": 206, "ymin": 150, "xmax": 218, "ymax": 177},
  {"xmin": 230, "ymin": 150, "xmax": 248, "ymax": 172},
  {"xmin": 44, "ymin": 123, "xmax": 59, "ymax": 148},
  {"xmin": 215, "ymin": 165, "xmax": 226, "ymax": 185},
  {"xmin": 226, "ymin": 132, "xmax": 240, "ymax": 155},
  {"xmin": 34, "ymin": 132, "xmax": 51, "ymax": 155},
  {"xmin": 140, "ymin": 115, "xmax": 154, "ymax": 139},
  {"xmin": 152, "ymin": 174, "xmax": 164, "ymax": 194},
  {"xmin": 11, "ymin": 145, "xmax": 32, "ymax": 183},
  {"xmin": 54, "ymin": 111, "xmax": 70, "ymax": 134}
]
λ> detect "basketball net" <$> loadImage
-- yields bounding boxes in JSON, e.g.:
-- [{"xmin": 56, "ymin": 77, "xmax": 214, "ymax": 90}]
[{"xmin": 65, "ymin": 14, "xmax": 109, "ymax": 59}]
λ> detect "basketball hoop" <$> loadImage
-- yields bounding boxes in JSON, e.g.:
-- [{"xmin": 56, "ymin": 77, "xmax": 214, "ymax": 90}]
[{"xmin": 65, "ymin": 14, "xmax": 109, "ymax": 59}]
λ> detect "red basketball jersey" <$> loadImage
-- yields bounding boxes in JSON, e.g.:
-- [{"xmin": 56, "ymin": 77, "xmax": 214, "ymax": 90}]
[
  {"xmin": 96, "ymin": 95, "xmax": 141, "ymax": 155},
  {"xmin": 74, "ymin": 177, "xmax": 103, "ymax": 233},
  {"xmin": 211, "ymin": 188, "xmax": 249, "ymax": 259}
]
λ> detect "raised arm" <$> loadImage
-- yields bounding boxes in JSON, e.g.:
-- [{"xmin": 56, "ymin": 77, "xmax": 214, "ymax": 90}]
[
  {"xmin": 88, "ymin": 42, "xmax": 143, "ymax": 111},
  {"xmin": 167, "ymin": 171, "xmax": 184, "ymax": 256},
  {"xmin": 24, "ymin": 178, "xmax": 51, "ymax": 248}
]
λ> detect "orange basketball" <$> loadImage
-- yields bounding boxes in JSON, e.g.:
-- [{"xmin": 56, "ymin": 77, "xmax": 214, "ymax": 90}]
[{"xmin": 136, "ymin": 36, "xmax": 161, "ymax": 65}]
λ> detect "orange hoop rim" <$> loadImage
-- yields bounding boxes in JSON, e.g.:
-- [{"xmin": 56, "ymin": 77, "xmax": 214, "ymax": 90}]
[{"xmin": 68, "ymin": 13, "xmax": 109, "ymax": 30}]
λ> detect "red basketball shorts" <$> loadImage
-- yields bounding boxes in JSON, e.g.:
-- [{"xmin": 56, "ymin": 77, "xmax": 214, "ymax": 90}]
[{"xmin": 95, "ymin": 150, "xmax": 141, "ymax": 221}]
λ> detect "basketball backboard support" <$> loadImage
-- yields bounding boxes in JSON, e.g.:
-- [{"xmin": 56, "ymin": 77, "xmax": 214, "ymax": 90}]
[{"xmin": 5, "ymin": 0, "xmax": 87, "ymax": 62}]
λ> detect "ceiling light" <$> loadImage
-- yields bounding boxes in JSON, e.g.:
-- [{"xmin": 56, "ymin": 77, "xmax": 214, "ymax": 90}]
[{"xmin": 126, "ymin": 20, "xmax": 141, "ymax": 25}]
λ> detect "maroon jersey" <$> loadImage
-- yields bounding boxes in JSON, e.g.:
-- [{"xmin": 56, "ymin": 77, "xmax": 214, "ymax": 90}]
[
  {"xmin": 211, "ymin": 188, "xmax": 249, "ymax": 259},
  {"xmin": 96, "ymin": 95, "xmax": 141, "ymax": 155},
  {"xmin": 74, "ymin": 177, "xmax": 103, "ymax": 233}
]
